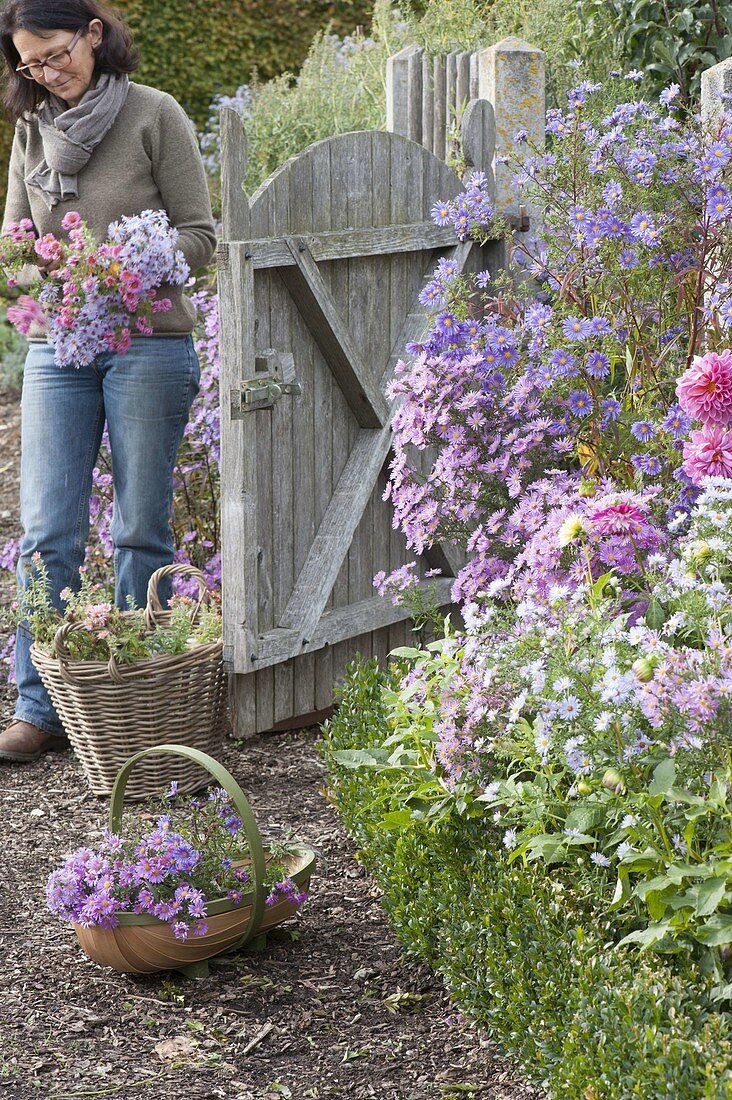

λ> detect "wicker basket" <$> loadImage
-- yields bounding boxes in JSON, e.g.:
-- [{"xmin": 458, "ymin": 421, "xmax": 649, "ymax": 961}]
[
  {"xmin": 72, "ymin": 746, "xmax": 316, "ymax": 976},
  {"xmin": 30, "ymin": 564, "xmax": 227, "ymax": 799}
]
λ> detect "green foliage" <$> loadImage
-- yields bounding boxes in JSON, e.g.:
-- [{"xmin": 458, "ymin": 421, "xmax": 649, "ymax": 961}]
[
  {"xmin": 573, "ymin": 0, "xmax": 732, "ymax": 104},
  {"xmin": 232, "ymin": 0, "xmax": 498, "ymax": 194},
  {"xmin": 15, "ymin": 554, "xmax": 220, "ymax": 663},
  {"xmin": 321, "ymin": 659, "xmax": 732, "ymax": 1096},
  {"xmin": 113, "ymin": 0, "xmax": 373, "ymax": 128},
  {"xmin": 0, "ymin": 310, "xmax": 27, "ymax": 391}
]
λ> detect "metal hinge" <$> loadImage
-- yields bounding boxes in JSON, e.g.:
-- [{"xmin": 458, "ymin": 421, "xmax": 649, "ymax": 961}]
[{"xmin": 230, "ymin": 349, "xmax": 301, "ymax": 417}]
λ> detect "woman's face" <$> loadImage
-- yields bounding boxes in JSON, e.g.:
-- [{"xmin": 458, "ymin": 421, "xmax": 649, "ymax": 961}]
[{"xmin": 12, "ymin": 19, "xmax": 103, "ymax": 108}]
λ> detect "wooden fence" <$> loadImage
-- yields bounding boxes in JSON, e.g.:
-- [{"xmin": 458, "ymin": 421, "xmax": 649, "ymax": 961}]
[{"xmin": 218, "ymin": 38, "xmax": 545, "ymax": 737}]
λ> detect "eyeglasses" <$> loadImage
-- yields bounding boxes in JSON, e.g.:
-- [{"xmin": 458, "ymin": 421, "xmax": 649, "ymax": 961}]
[{"xmin": 16, "ymin": 26, "xmax": 85, "ymax": 80}]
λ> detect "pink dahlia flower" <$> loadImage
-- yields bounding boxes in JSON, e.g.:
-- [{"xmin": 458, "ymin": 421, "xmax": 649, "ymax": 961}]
[
  {"xmin": 587, "ymin": 500, "xmax": 648, "ymax": 537},
  {"xmin": 683, "ymin": 422, "xmax": 732, "ymax": 483},
  {"xmin": 676, "ymin": 350, "xmax": 732, "ymax": 424}
]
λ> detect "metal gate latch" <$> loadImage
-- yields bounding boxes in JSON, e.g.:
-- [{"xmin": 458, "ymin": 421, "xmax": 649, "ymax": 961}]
[{"xmin": 230, "ymin": 349, "xmax": 301, "ymax": 417}]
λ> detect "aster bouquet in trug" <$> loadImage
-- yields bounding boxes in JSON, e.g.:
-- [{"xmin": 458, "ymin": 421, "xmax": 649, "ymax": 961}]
[
  {"xmin": 0, "ymin": 208, "xmax": 189, "ymax": 367},
  {"xmin": 46, "ymin": 782, "xmax": 309, "ymax": 941}
]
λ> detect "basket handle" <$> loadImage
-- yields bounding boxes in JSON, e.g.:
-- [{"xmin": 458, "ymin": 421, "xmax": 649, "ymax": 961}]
[
  {"xmin": 144, "ymin": 564, "xmax": 211, "ymax": 631},
  {"xmin": 109, "ymin": 745, "xmax": 267, "ymax": 947},
  {"xmin": 50, "ymin": 620, "xmax": 142, "ymax": 685}
]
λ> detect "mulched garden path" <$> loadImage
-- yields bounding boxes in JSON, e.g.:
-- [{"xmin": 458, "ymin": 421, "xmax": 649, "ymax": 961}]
[{"xmin": 0, "ymin": 387, "xmax": 543, "ymax": 1100}]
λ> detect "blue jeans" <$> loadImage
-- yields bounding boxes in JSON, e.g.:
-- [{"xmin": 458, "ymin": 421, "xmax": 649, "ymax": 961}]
[{"xmin": 14, "ymin": 336, "xmax": 200, "ymax": 738}]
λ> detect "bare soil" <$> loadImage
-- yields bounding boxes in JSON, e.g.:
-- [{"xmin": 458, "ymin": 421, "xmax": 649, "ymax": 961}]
[{"xmin": 0, "ymin": 388, "xmax": 542, "ymax": 1100}]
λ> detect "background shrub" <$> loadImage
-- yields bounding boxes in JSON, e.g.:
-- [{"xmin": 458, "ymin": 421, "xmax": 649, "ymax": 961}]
[{"xmin": 321, "ymin": 660, "xmax": 732, "ymax": 1099}]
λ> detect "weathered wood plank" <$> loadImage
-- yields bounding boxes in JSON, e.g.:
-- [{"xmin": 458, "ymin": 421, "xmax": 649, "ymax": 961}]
[
  {"xmin": 446, "ymin": 50, "xmax": 458, "ymax": 153},
  {"xmin": 456, "ymin": 51, "xmax": 471, "ymax": 119},
  {"xmin": 278, "ymin": 240, "xmax": 389, "ymax": 429},
  {"xmin": 279, "ymin": 424, "xmax": 391, "ymax": 642},
  {"xmin": 386, "ymin": 44, "xmax": 421, "ymax": 138},
  {"xmin": 269, "ymin": 165, "xmax": 295, "ymax": 726},
  {"xmin": 255, "ymin": 578, "xmax": 455, "ymax": 667},
  {"xmin": 433, "ymin": 55, "xmax": 447, "ymax": 162},
  {"xmin": 380, "ymin": 238, "xmax": 474, "ymax": 390},
  {"xmin": 407, "ymin": 46, "xmax": 423, "ymax": 144},
  {"xmin": 460, "ymin": 99, "xmax": 496, "ymax": 197},
  {"xmin": 310, "ymin": 141, "xmax": 335, "ymax": 712},
  {"xmin": 237, "ymin": 222, "xmax": 457, "ymax": 268},
  {"xmin": 219, "ymin": 107, "xmax": 258, "ymax": 736},
  {"xmin": 344, "ymin": 128, "xmax": 374, "ymax": 667},
  {"xmin": 421, "ymin": 50, "xmax": 434, "ymax": 155},
  {"xmin": 250, "ymin": 183, "xmax": 276, "ymax": 732},
  {"xmin": 288, "ymin": 142, "xmax": 317, "ymax": 719},
  {"xmin": 220, "ymin": 108, "xmax": 249, "ymax": 240},
  {"xmin": 325, "ymin": 131, "xmax": 352, "ymax": 702}
]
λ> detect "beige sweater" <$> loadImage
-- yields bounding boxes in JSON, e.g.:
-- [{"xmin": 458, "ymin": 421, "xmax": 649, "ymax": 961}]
[{"xmin": 3, "ymin": 81, "xmax": 217, "ymax": 336}]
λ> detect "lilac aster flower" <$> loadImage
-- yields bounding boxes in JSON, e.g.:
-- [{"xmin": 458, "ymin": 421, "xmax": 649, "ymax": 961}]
[{"xmin": 590, "ymin": 852, "xmax": 611, "ymax": 867}]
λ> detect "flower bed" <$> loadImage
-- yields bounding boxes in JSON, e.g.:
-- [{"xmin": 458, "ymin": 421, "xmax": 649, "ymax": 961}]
[{"xmin": 321, "ymin": 71, "xmax": 732, "ymax": 1093}]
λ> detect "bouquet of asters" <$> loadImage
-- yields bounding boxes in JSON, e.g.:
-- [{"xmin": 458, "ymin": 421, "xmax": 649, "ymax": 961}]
[{"xmin": 0, "ymin": 208, "xmax": 189, "ymax": 367}]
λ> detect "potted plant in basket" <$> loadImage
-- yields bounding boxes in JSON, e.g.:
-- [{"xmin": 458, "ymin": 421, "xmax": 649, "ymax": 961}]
[
  {"xmin": 11, "ymin": 555, "xmax": 228, "ymax": 798},
  {"xmin": 46, "ymin": 746, "xmax": 316, "ymax": 976}
]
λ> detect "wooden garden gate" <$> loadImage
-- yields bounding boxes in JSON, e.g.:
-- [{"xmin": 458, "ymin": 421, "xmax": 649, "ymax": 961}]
[{"xmin": 217, "ymin": 38, "xmax": 545, "ymax": 737}]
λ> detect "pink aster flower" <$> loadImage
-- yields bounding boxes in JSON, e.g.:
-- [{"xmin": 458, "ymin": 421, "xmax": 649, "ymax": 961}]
[
  {"xmin": 676, "ymin": 349, "xmax": 732, "ymax": 424},
  {"xmin": 61, "ymin": 210, "xmax": 83, "ymax": 231},
  {"xmin": 682, "ymin": 422, "xmax": 732, "ymax": 483}
]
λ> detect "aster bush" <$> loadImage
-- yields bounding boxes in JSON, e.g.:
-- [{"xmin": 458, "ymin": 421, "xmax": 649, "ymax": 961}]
[
  {"xmin": 46, "ymin": 782, "xmax": 307, "ymax": 938},
  {"xmin": 382, "ymin": 74, "xmax": 732, "ymax": 609},
  {"xmin": 339, "ymin": 479, "xmax": 732, "ymax": 970}
]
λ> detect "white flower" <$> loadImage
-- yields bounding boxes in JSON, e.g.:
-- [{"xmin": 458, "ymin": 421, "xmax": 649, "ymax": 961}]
[
  {"xmin": 553, "ymin": 676, "xmax": 573, "ymax": 693},
  {"xmin": 594, "ymin": 711, "xmax": 613, "ymax": 732},
  {"xmin": 503, "ymin": 828, "xmax": 518, "ymax": 850},
  {"xmin": 616, "ymin": 841, "xmax": 632, "ymax": 859}
]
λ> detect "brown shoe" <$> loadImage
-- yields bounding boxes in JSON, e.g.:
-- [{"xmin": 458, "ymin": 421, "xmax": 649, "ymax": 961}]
[{"xmin": 0, "ymin": 721, "xmax": 66, "ymax": 763}]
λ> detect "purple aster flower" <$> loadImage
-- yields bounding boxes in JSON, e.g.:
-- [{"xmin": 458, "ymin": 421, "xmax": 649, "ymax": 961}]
[
  {"xmin": 630, "ymin": 453, "xmax": 663, "ymax": 475},
  {"xmin": 601, "ymin": 397, "xmax": 621, "ymax": 423},
  {"xmin": 431, "ymin": 200, "xmax": 452, "ymax": 226},
  {"xmin": 590, "ymin": 852, "xmax": 611, "ymax": 867},
  {"xmin": 586, "ymin": 351, "xmax": 610, "ymax": 378},
  {"xmin": 659, "ymin": 83, "xmax": 680, "ymax": 106},
  {"xmin": 551, "ymin": 348, "xmax": 576, "ymax": 374},
  {"xmin": 563, "ymin": 316, "xmax": 592, "ymax": 340},
  {"xmin": 630, "ymin": 420, "xmax": 656, "ymax": 441},
  {"xmin": 662, "ymin": 405, "xmax": 691, "ymax": 437},
  {"xmin": 603, "ymin": 180, "xmax": 622, "ymax": 205},
  {"xmin": 618, "ymin": 249, "xmax": 638, "ymax": 269},
  {"xmin": 567, "ymin": 390, "xmax": 594, "ymax": 417},
  {"xmin": 436, "ymin": 311, "xmax": 459, "ymax": 336}
]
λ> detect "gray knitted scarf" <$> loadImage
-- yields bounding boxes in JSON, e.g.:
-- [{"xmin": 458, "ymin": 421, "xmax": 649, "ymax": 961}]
[{"xmin": 25, "ymin": 73, "xmax": 130, "ymax": 210}]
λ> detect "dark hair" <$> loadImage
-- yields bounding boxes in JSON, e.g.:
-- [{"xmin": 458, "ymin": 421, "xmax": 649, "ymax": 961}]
[{"xmin": 0, "ymin": 0, "xmax": 139, "ymax": 121}]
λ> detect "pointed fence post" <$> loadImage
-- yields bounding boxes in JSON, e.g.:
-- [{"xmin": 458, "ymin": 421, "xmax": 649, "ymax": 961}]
[
  {"xmin": 702, "ymin": 57, "xmax": 732, "ymax": 133},
  {"xmin": 476, "ymin": 37, "xmax": 545, "ymax": 229},
  {"xmin": 386, "ymin": 45, "xmax": 424, "ymax": 144}
]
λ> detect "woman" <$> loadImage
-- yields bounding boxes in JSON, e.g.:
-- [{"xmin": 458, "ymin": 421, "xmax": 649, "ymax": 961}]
[{"xmin": 0, "ymin": 0, "xmax": 216, "ymax": 761}]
